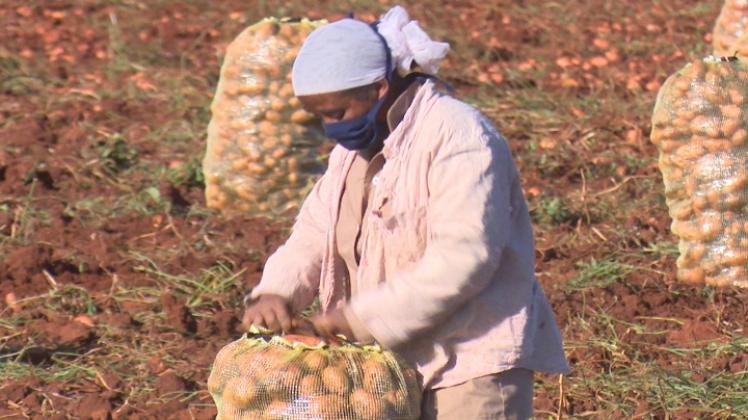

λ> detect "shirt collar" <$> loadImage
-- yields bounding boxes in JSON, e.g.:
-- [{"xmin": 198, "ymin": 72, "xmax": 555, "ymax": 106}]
[{"xmin": 385, "ymin": 79, "xmax": 424, "ymax": 132}]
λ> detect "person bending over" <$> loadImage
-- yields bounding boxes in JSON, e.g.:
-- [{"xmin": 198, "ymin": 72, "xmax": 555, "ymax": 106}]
[{"xmin": 242, "ymin": 6, "xmax": 569, "ymax": 419}]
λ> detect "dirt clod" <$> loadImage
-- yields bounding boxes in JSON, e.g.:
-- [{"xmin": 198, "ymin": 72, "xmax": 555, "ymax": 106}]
[
  {"xmin": 213, "ymin": 309, "xmax": 240, "ymax": 337},
  {"xmin": 74, "ymin": 395, "xmax": 112, "ymax": 420},
  {"xmin": 160, "ymin": 294, "xmax": 197, "ymax": 334},
  {"xmin": 97, "ymin": 312, "xmax": 133, "ymax": 327},
  {"xmin": 147, "ymin": 355, "xmax": 168, "ymax": 375},
  {"xmin": 155, "ymin": 370, "xmax": 188, "ymax": 396},
  {"xmin": 668, "ymin": 319, "xmax": 722, "ymax": 345}
]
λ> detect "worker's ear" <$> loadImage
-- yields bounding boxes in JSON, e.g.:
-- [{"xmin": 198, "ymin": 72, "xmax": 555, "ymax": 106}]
[{"xmin": 375, "ymin": 78, "xmax": 390, "ymax": 100}]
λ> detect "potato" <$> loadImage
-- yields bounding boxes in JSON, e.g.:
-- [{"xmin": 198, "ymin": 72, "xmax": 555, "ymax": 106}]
[
  {"xmin": 402, "ymin": 367, "xmax": 420, "ymax": 392},
  {"xmin": 264, "ymin": 400, "xmax": 291, "ymax": 420},
  {"xmin": 698, "ymin": 213, "xmax": 722, "ymax": 241},
  {"xmin": 732, "ymin": 128, "xmax": 748, "ymax": 145},
  {"xmin": 719, "ymin": 249, "xmax": 748, "ymax": 266},
  {"xmin": 279, "ymin": 82, "xmax": 295, "ymax": 98},
  {"xmin": 723, "ymin": 192, "xmax": 746, "ymax": 210},
  {"xmin": 299, "ymin": 374, "xmax": 323, "ymax": 395},
  {"xmin": 677, "ymin": 143, "xmax": 707, "ymax": 160},
  {"xmin": 722, "ymin": 105, "xmax": 742, "ymax": 121},
  {"xmin": 207, "ymin": 372, "xmax": 223, "ymax": 397},
  {"xmin": 724, "ymin": 266, "xmax": 746, "ymax": 282},
  {"xmin": 689, "ymin": 242, "xmax": 707, "ymax": 261},
  {"xmin": 351, "ymin": 388, "xmax": 386, "ymax": 419},
  {"xmin": 263, "ymin": 110, "xmax": 283, "ymax": 123},
  {"xmin": 256, "ymin": 20, "xmax": 279, "ymax": 38},
  {"xmin": 279, "ymin": 23, "xmax": 296, "ymax": 39},
  {"xmin": 237, "ymin": 411, "xmax": 264, "ymax": 420},
  {"xmin": 278, "ymin": 364, "xmax": 304, "ymax": 392},
  {"xmin": 678, "ymin": 266, "xmax": 705, "ymax": 284},
  {"xmin": 223, "ymin": 65, "xmax": 241, "ymax": 78},
  {"xmin": 260, "ymin": 345, "xmax": 291, "ymax": 369},
  {"xmin": 247, "ymin": 163, "xmax": 267, "ymax": 175},
  {"xmin": 302, "ymin": 351, "xmax": 328, "ymax": 371},
  {"xmin": 288, "ymin": 173, "xmax": 299, "ymax": 185},
  {"xmin": 322, "ymin": 365, "xmax": 351, "ymax": 395},
  {"xmin": 361, "ymin": 358, "xmax": 394, "ymax": 392},
  {"xmin": 660, "ymin": 140, "xmax": 680, "ymax": 153},
  {"xmin": 307, "ymin": 395, "xmax": 347, "ymax": 417},
  {"xmin": 692, "ymin": 195, "xmax": 708, "ymax": 211},
  {"xmin": 237, "ymin": 83, "xmax": 265, "ymax": 95},
  {"xmin": 725, "ymin": 172, "xmax": 748, "ymax": 191},
  {"xmin": 234, "ymin": 352, "xmax": 264, "ymax": 378},
  {"xmin": 222, "ymin": 376, "xmax": 258, "ymax": 409},
  {"xmin": 290, "ymin": 109, "xmax": 315, "ymax": 124},
  {"xmin": 383, "ymin": 390, "xmax": 407, "ymax": 408},
  {"xmin": 669, "ymin": 201, "xmax": 693, "ymax": 220}
]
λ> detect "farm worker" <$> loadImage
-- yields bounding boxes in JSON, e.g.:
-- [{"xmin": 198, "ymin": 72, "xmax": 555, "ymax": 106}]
[{"xmin": 242, "ymin": 5, "xmax": 569, "ymax": 419}]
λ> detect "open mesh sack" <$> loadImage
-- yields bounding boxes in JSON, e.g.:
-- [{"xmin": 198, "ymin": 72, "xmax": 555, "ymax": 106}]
[
  {"xmin": 651, "ymin": 56, "xmax": 748, "ymax": 287},
  {"xmin": 203, "ymin": 17, "xmax": 331, "ymax": 217},
  {"xmin": 714, "ymin": 0, "xmax": 748, "ymax": 56},
  {"xmin": 208, "ymin": 333, "xmax": 421, "ymax": 420}
]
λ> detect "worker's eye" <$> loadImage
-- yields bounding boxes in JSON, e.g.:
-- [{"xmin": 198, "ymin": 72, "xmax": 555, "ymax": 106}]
[{"xmin": 321, "ymin": 109, "xmax": 345, "ymax": 120}]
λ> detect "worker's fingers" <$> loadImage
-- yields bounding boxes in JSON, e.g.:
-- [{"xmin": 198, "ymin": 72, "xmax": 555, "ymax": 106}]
[
  {"xmin": 251, "ymin": 313, "xmax": 268, "ymax": 330},
  {"xmin": 274, "ymin": 305, "xmax": 293, "ymax": 333},
  {"xmin": 292, "ymin": 318, "xmax": 316, "ymax": 335},
  {"xmin": 310, "ymin": 315, "xmax": 334, "ymax": 338},
  {"xmin": 263, "ymin": 310, "xmax": 281, "ymax": 332},
  {"xmin": 241, "ymin": 308, "xmax": 256, "ymax": 331}
]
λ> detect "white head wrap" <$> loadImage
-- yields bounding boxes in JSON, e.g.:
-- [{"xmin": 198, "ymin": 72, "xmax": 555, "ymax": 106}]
[
  {"xmin": 292, "ymin": 6, "xmax": 450, "ymax": 96},
  {"xmin": 377, "ymin": 6, "xmax": 450, "ymax": 76}
]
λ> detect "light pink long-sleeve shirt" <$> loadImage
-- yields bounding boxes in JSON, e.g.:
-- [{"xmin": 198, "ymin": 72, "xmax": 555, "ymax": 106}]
[{"xmin": 249, "ymin": 80, "xmax": 569, "ymax": 389}]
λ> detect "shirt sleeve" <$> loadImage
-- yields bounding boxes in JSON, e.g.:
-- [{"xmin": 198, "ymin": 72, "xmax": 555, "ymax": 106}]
[
  {"xmin": 247, "ymin": 160, "xmax": 336, "ymax": 313},
  {"xmin": 347, "ymin": 116, "xmax": 515, "ymax": 348}
]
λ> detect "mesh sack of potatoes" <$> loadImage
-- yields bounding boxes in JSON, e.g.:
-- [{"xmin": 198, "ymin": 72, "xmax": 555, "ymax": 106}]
[
  {"xmin": 203, "ymin": 17, "xmax": 331, "ymax": 217},
  {"xmin": 208, "ymin": 333, "xmax": 421, "ymax": 420},
  {"xmin": 651, "ymin": 56, "xmax": 748, "ymax": 287},
  {"xmin": 728, "ymin": 28, "xmax": 748, "ymax": 58},
  {"xmin": 714, "ymin": 0, "xmax": 748, "ymax": 56}
]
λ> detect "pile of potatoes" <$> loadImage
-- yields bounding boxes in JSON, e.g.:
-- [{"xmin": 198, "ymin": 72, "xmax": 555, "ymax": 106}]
[
  {"xmin": 713, "ymin": 0, "xmax": 748, "ymax": 56},
  {"xmin": 203, "ymin": 17, "xmax": 332, "ymax": 217},
  {"xmin": 208, "ymin": 334, "xmax": 421, "ymax": 420},
  {"xmin": 651, "ymin": 57, "xmax": 748, "ymax": 287}
]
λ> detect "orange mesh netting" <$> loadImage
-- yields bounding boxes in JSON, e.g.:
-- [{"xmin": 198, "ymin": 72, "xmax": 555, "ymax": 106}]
[
  {"xmin": 714, "ymin": 0, "xmax": 748, "ymax": 56},
  {"xmin": 203, "ymin": 18, "xmax": 331, "ymax": 217},
  {"xmin": 208, "ymin": 333, "xmax": 421, "ymax": 419},
  {"xmin": 651, "ymin": 56, "xmax": 748, "ymax": 287}
]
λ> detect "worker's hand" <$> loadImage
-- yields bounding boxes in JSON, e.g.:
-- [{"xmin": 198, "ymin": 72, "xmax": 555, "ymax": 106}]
[
  {"xmin": 241, "ymin": 294, "xmax": 293, "ymax": 333},
  {"xmin": 309, "ymin": 309, "xmax": 355, "ymax": 341}
]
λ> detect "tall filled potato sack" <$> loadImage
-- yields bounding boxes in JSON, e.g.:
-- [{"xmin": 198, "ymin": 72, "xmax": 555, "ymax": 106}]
[
  {"xmin": 208, "ymin": 334, "xmax": 421, "ymax": 420},
  {"xmin": 728, "ymin": 28, "xmax": 748, "ymax": 58},
  {"xmin": 651, "ymin": 56, "xmax": 748, "ymax": 288},
  {"xmin": 713, "ymin": 0, "xmax": 748, "ymax": 56},
  {"xmin": 204, "ymin": 18, "xmax": 330, "ymax": 217}
]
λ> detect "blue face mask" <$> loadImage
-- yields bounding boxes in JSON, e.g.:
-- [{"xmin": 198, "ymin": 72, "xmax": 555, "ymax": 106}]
[
  {"xmin": 322, "ymin": 95, "xmax": 387, "ymax": 151},
  {"xmin": 322, "ymin": 21, "xmax": 393, "ymax": 151}
]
